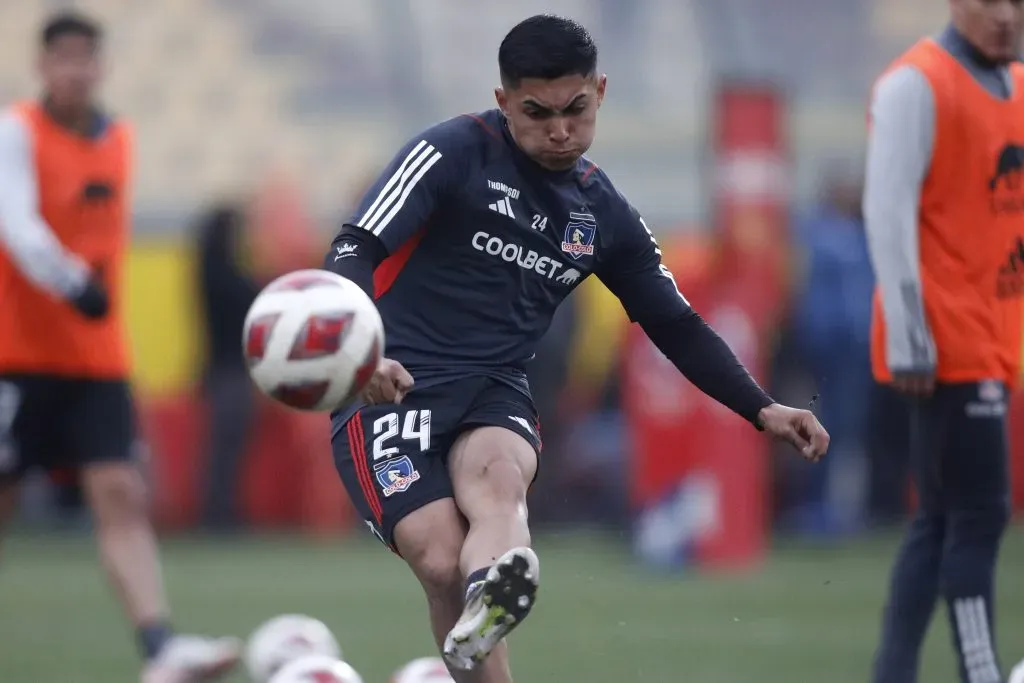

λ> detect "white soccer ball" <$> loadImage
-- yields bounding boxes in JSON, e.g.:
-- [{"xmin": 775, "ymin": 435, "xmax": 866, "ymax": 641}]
[
  {"xmin": 242, "ymin": 269, "xmax": 384, "ymax": 412},
  {"xmin": 245, "ymin": 614, "xmax": 343, "ymax": 683},
  {"xmin": 390, "ymin": 657, "xmax": 455, "ymax": 683},
  {"xmin": 268, "ymin": 655, "xmax": 364, "ymax": 683}
]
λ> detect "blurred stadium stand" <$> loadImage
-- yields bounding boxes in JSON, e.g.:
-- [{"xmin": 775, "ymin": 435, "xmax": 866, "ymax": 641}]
[
  {"xmin": 0, "ymin": 0, "xmax": 952, "ymax": 231},
  {"xmin": 0, "ymin": 0, "xmax": 950, "ymax": 231}
]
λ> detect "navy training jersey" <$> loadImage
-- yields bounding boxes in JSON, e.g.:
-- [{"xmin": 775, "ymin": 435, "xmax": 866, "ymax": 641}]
[{"xmin": 331, "ymin": 109, "xmax": 691, "ymax": 419}]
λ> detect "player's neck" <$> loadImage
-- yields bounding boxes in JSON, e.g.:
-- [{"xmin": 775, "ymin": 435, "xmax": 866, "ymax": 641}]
[
  {"xmin": 41, "ymin": 96, "xmax": 98, "ymax": 137},
  {"xmin": 942, "ymin": 24, "xmax": 1005, "ymax": 70}
]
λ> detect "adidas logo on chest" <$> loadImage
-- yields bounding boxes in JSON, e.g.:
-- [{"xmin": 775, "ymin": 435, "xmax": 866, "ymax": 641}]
[{"xmin": 487, "ymin": 179, "xmax": 521, "ymax": 219}]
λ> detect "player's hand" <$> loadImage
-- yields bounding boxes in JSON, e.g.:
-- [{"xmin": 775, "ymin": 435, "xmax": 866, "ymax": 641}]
[
  {"xmin": 757, "ymin": 403, "xmax": 829, "ymax": 462},
  {"xmin": 891, "ymin": 371, "xmax": 935, "ymax": 396},
  {"xmin": 360, "ymin": 358, "xmax": 414, "ymax": 405},
  {"xmin": 68, "ymin": 275, "xmax": 109, "ymax": 320}
]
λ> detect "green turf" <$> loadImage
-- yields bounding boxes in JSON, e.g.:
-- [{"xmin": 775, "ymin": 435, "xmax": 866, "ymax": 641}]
[{"xmin": 1, "ymin": 529, "xmax": 1023, "ymax": 682}]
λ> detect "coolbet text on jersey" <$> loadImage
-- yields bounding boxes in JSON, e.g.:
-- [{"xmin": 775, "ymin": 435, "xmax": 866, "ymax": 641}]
[
  {"xmin": 870, "ymin": 40, "xmax": 1024, "ymax": 387},
  {"xmin": 0, "ymin": 101, "xmax": 132, "ymax": 379}
]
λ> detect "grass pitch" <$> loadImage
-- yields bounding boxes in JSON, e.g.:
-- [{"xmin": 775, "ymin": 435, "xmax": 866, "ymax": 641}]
[{"xmin": 2, "ymin": 529, "xmax": 1023, "ymax": 682}]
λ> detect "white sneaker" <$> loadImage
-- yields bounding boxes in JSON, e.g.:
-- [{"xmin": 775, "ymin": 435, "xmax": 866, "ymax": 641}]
[
  {"xmin": 443, "ymin": 547, "xmax": 539, "ymax": 671},
  {"xmin": 140, "ymin": 635, "xmax": 242, "ymax": 683},
  {"xmin": 1009, "ymin": 658, "xmax": 1024, "ymax": 683}
]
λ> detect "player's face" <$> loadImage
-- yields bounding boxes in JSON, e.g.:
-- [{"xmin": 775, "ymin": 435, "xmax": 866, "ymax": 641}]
[
  {"xmin": 496, "ymin": 73, "xmax": 606, "ymax": 171},
  {"xmin": 952, "ymin": 0, "xmax": 1023, "ymax": 63},
  {"xmin": 38, "ymin": 34, "xmax": 101, "ymax": 110}
]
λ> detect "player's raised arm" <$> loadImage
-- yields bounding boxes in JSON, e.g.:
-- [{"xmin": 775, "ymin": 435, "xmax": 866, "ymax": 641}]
[
  {"xmin": 325, "ymin": 124, "xmax": 466, "ymax": 297},
  {"xmin": 597, "ymin": 206, "xmax": 827, "ymax": 458},
  {"xmin": 862, "ymin": 65, "xmax": 937, "ymax": 392},
  {"xmin": 597, "ymin": 207, "xmax": 775, "ymax": 423},
  {"xmin": 0, "ymin": 110, "xmax": 100, "ymax": 308}
]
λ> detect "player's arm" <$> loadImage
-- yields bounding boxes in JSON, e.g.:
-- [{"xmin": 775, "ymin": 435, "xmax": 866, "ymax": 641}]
[
  {"xmin": 325, "ymin": 131, "xmax": 461, "ymax": 297},
  {"xmin": 596, "ymin": 208, "xmax": 775, "ymax": 429},
  {"xmin": 862, "ymin": 65, "xmax": 937, "ymax": 389},
  {"xmin": 0, "ymin": 112, "xmax": 107, "ymax": 317}
]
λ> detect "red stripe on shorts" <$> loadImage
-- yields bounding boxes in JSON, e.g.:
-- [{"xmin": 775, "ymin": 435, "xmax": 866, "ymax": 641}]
[{"xmin": 348, "ymin": 411, "xmax": 383, "ymax": 524}]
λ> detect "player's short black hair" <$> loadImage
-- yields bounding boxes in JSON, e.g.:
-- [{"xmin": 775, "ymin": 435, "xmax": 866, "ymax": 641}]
[
  {"xmin": 41, "ymin": 11, "xmax": 102, "ymax": 49},
  {"xmin": 498, "ymin": 15, "xmax": 597, "ymax": 89}
]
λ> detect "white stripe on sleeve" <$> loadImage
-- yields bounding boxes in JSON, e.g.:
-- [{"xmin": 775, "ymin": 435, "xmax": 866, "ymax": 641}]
[
  {"xmin": 0, "ymin": 111, "xmax": 89, "ymax": 298},
  {"xmin": 358, "ymin": 140, "xmax": 443, "ymax": 236},
  {"xmin": 639, "ymin": 216, "xmax": 690, "ymax": 306}
]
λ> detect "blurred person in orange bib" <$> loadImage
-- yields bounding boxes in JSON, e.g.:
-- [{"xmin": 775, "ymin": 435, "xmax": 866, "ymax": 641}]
[
  {"xmin": 0, "ymin": 12, "xmax": 240, "ymax": 683},
  {"xmin": 864, "ymin": 2, "xmax": 1024, "ymax": 682}
]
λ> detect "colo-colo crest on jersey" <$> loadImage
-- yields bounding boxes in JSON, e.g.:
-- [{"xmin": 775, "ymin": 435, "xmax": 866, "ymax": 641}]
[{"xmin": 561, "ymin": 212, "xmax": 597, "ymax": 260}]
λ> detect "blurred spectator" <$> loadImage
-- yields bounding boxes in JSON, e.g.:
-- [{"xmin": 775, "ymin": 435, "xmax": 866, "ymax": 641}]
[
  {"xmin": 525, "ymin": 296, "xmax": 578, "ymax": 526},
  {"xmin": 194, "ymin": 203, "xmax": 260, "ymax": 532},
  {"xmin": 194, "ymin": 172, "xmax": 322, "ymax": 532},
  {"xmin": 553, "ymin": 275, "xmax": 636, "ymax": 530},
  {"xmin": 786, "ymin": 163, "xmax": 874, "ymax": 537}
]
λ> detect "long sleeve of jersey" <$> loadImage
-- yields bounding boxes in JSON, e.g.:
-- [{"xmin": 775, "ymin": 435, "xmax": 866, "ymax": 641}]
[
  {"xmin": 326, "ymin": 121, "xmax": 468, "ymax": 297},
  {"xmin": 863, "ymin": 65, "xmax": 937, "ymax": 373},
  {"xmin": 0, "ymin": 111, "xmax": 90, "ymax": 298},
  {"xmin": 597, "ymin": 207, "xmax": 774, "ymax": 427}
]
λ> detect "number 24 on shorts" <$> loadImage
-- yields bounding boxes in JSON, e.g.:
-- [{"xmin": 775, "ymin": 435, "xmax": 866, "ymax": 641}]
[{"xmin": 372, "ymin": 409, "xmax": 432, "ymax": 460}]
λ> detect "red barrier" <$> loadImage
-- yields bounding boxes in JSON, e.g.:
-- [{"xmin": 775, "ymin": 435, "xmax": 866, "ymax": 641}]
[
  {"xmin": 623, "ymin": 267, "xmax": 771, "ymax": 570},
  {"xmin": 141, "ymin": 395, "xmax": 354, "ymax": 535},
  {"xmin": 624, "ymin": 81, "xmax": 790, "ymax": 571}
]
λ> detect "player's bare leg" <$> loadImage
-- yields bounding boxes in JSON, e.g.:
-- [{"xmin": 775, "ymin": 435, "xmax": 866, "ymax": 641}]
[
  {"xmin": 395, "ymin": 498, "xmax": 513, "ymax": 683},
  {"xmin": 82, "ymin": 463, "xmax": 240, "ymax": 683},
  {"xmin": 84, "ymin": 463, "xmax": 168, "ymax": 625},
  {"xmin": 443, "ymin": 427, "xmax": 539, "ymax": 672}
]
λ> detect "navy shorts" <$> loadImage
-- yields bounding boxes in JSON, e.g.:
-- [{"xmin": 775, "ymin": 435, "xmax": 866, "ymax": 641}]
[
  {"xmin": 0, "ymin": 374, "xmax": 139, "ymax": 484},
  {"xmin": 332, "ymin": 376, "xmax": 541, "ymax": 552}
]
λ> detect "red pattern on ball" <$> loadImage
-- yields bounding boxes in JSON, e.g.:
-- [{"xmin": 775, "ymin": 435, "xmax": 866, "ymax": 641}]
[
  {"xmin": 287, "ymin": 311, "xmax": 354, "ymax": 361},
  {"xmin": 244, "ymin": 313, "xmax": 282, "ymax": 364},
  {"xmin": 271, "ymin": 381, "xmax": 331, "ymax": 410}
]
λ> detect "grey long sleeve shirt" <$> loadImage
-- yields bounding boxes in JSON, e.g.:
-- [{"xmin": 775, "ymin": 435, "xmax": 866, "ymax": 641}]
[
  {"xmin": 0, "ymin": 110, "xmax": 89, "ymax": 299},
  {"xmin": 863, "ymin": 26, "xmax": 1012, "ymax": 373}
]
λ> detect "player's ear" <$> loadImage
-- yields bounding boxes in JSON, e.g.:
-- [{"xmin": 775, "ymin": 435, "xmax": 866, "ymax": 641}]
[
  {"xmin": 494, "ymin": 87, "xmax": 508, "ymax": 115},
  {"xmin": 596, "ymin": 74, "xmax": 607, "ymax": 108}
]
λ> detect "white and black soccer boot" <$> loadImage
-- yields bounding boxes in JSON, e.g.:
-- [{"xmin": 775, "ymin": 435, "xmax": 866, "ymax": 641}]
[
  {"xmin": 443, "ymin": 547, "xmax": 539, "ymax": 671},
  {"xmin": 140, "ymin": 634, "xmax": 241, "ymax": 683}
]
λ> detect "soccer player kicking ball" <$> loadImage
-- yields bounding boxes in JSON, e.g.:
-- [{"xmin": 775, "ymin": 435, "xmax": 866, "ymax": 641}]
[
  {"xmin": 326, "ymin": 15, "xmax": 829, "ymax": 682},
  {"xmin": 0, "ymin": 12, "xmax": 239, "ymax": 683}
]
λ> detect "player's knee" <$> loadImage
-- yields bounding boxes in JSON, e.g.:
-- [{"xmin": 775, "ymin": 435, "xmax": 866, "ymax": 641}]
[
  {"xmin": 476, "ymin": 456, "xmax": 530, "ymax": 508},
  {"xmin": 83, "ymin": 464, "xmax": 147, "ymax": 525},
  {"xmin": 451, "ymin": 428, "xmax": 536, "ymax": 512},
  {"xmin": 395, "ymin": 500, "xmax": 466, "ymax": 600},
  {"xmin": 407, "ymin": 541, "xmax": 464, "ymax": 603}
]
